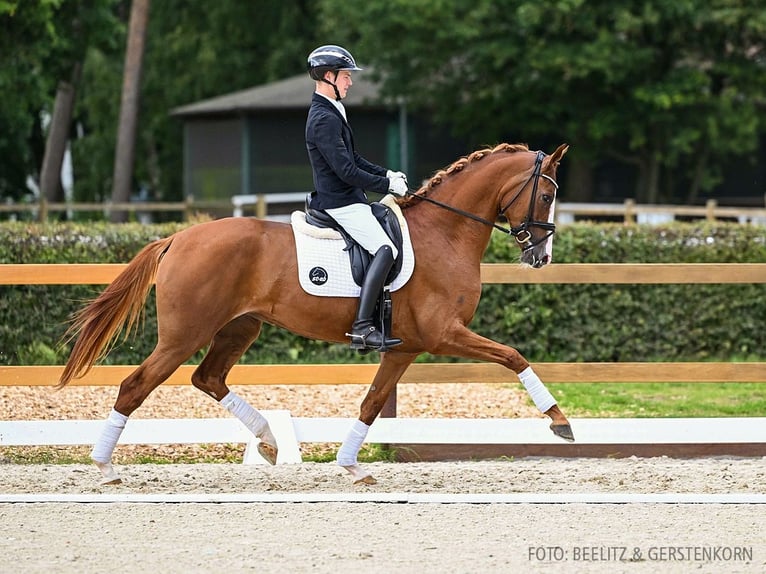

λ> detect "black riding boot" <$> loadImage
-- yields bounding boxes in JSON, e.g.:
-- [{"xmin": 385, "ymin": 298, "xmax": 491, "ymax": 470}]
[{"xmin": 348, "ymin": 245, "xmax": 402, "ymax": 351}]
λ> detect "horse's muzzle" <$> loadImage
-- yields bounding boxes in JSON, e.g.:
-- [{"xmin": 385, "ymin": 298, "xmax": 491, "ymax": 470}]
[{"xmin": 521, "ymin": 248, "xmax": 550, "ymax": 268}]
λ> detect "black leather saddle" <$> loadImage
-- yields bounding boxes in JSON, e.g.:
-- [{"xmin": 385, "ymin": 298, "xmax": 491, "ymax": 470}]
[{"xmin": 304, "ymin": 192, "xmax": 404, "ymax": 287}]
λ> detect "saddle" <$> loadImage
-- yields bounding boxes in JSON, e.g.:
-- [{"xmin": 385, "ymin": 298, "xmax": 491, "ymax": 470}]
[{"xmin": 304, "ymin": 192, "xmax": 405, "ymax": 287}]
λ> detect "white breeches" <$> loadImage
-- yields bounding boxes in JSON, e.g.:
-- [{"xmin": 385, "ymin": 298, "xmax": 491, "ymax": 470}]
[{"xmin": 325, "ymin": 203, "xmax": 398, "ymax": 259}]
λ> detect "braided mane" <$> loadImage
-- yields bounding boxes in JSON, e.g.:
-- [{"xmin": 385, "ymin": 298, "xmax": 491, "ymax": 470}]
[{"xmin": 397, "ymin": 143, "xmax": 529, "ymax": 208}]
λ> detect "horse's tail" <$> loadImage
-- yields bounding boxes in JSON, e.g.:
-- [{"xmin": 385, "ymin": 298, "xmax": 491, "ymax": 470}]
[{"xmin": 57, "ymin": 237, "xmax": 174, "ymax": 389}]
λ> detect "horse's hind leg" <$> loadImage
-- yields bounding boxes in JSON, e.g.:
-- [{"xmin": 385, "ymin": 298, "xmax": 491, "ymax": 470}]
[
  {"xmin": 92, "ymin": 343, "xmax": 202, "ymax": 484},
  {"xmin": 190, "ymin": 314, "xmax": 278, "ymax": 464}
]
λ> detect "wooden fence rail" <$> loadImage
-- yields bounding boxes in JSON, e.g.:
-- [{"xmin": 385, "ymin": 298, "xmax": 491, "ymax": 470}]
[
  {"xmin": 2, "ymin": 262, "xmax": 765, "ymax": 285},
  {"xmin": 1, "ymin": 362, "xmax": 765, "ymax": 387}
]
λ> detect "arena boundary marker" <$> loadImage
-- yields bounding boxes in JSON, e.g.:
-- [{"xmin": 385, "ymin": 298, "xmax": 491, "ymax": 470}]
[{"xmin": 1, "ymin": 492, "xmax": 765, "ymax": 504}]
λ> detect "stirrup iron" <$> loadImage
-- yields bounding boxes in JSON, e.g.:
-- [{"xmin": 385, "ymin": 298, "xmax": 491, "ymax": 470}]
[{"xmin": 346, "ymin": 325, "xmax": 401, "ymax": 352}]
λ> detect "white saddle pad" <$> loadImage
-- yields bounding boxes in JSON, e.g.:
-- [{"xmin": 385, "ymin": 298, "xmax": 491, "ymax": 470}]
[{"xmin": 290, "ymin": 196, "xmax": 415, "ymax": 297}]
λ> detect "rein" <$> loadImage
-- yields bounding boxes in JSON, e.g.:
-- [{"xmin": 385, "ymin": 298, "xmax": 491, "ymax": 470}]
[{"xmin": 404, "ymin": 150, "xmax": 558, "ymax": 250}]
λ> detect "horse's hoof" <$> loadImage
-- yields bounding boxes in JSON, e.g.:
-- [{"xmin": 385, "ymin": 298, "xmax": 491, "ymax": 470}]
[
  {"xmin": 550, "ymin": 423, "xmax": 575, "ymax": 442},
  {"xmin": 258, "ymin": 442, "xmax": 278, "ymax": 465},
  {"xmin": 94, "ymin": 461, "xmax": 122, "ymax": 485},
  {"xmin": 342, "ymin": 464, "xmax": 377, "ymax": 485},
  {"xmin": 355, "ymin": 474, "xmax": 378, "ymax": 485}
]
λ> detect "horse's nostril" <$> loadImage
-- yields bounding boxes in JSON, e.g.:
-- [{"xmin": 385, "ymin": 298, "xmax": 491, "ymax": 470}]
[{"xmin": 531, "ymin": 253, "xmax": 550, "ymax": 268}]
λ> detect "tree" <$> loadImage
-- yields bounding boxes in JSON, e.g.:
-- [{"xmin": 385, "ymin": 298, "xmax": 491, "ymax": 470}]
[
  {"xmin": 39, "ymin": 1, "xmax": 119, "ymax": 206},
  {"xmin": 0, "ymin": 1, "xmax": 122, "ymax": 210},
  {"xmin": 1, "ymin": 2, "xmax": 323, "ymax": 211},
  {"xmin": 318, "ymin": 0, "xmax": 766, "ymax": 203},
  {"xmin": 0, "ymin": 1, "xmax": 59, "ymax": 201},
  {"xmin": 134, "ymin": 1, "xmax": 321, "ymax": 205},
  {"xmin": 72, "ymin": 1, "xmax": 322, "ymax": 213},
  {"xmin": 110, "ymin": 0, "xmax": 149, "ymax": 222}
]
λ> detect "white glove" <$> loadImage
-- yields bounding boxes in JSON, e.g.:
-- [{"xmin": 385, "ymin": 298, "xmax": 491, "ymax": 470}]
[
  {"xmin": 388, "ymin": 176, "xmax": 408, "ymax": 197},
  {"xmin": 386, "ymin": 169, "xmax": 407, "ymax": 181}
]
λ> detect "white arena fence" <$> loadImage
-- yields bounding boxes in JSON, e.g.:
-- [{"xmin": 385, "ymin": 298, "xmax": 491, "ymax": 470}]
[
  {"xmin": 1, "ymin": 195, "xmax": 765, "ymax": 225},
  {"xmin": 3, "ymin": 415, "xmax": 766, "ymax": 465}
]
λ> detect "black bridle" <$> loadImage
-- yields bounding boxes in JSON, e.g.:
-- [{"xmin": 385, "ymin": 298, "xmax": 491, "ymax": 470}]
[{"xmin": 404, "ymin": 150, "xmax": 558, "ymax": 251}]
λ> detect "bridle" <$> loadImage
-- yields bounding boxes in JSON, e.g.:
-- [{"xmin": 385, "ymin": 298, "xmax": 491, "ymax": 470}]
[
  {"xmin": 405, "ymin": 150, "xmax": 558, "ymax": 251},
  {"xmin": 498, "ymin": 150, "xmax": 558, "ymax": 249}
]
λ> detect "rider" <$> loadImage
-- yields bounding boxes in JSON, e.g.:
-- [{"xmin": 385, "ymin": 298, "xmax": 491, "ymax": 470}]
[{"xmin": 305, "ymin": 44, "xmax": 408, "ymax": 352}]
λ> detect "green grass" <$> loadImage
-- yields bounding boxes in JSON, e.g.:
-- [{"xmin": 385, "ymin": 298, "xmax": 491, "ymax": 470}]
[
  {"xmin": 0, "ymin": 447, "xmax": 93, "ymax": 465},
  {"xmin": 0, "ymin": 444, "xmax": 247, "ymax": 465},
  {"xmin": 548, "ymin": 382, "xmax": 766, "ymax": 418},
  {"xmin": 0, "ymin": 443, "xmax": 393, "ymax": 465},
  {"xmin": 301, "ymin": 443, "xmax": 397, "ymax": 463}
]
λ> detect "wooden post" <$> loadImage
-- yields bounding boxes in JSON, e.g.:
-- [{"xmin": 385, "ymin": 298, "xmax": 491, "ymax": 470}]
[
  {"xmin": 381, "ymin": 386, "xmax": 397, "ymax": 418},
  {"xmin": 38, "ymin": 197, "xmax": 48, "ymax": 222},
  {"xmin": 256, "ymin": 194, "xmax": 267, "ymax": 219},
  {"xmin": 184, "ymin": 195, "xmax": 193, "ymax": 221},
  {"xmin": 706, "ymin": 199, "xmax": 717, "ymax": 221},
  {"xmin": 624, "ymin": 199, "xmax": 636, "ymax": 225},
  {"xmin": 380, "ymin": 382, "xmax": 397, "ymax": 456}
]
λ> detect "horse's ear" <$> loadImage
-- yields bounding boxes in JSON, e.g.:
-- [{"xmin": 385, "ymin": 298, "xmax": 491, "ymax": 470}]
[{"xmin": 549, "ymin": 143, "xmax": 569, "ymax": 166}]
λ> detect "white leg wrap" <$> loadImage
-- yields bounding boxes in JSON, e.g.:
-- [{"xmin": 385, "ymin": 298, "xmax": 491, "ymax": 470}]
[
  {"xmin": 91, "ymin": 409, "xmax": 128, "ymax": 463},
  {"xmin": 337, "ymin": 419, "xmax": 370, "ymax": 467},
  {"xmin": 518, "ymin": 366, "xmax": 557, "ymax": 413},
  {"xmin": 221, "ymin": 391, "xmax": 273, "ymax": 443}
]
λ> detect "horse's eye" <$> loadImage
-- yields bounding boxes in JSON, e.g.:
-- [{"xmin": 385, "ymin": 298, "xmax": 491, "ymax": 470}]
[{"xmin": 541, "ymin": 194, "xmax": 553, "ymax": 205}]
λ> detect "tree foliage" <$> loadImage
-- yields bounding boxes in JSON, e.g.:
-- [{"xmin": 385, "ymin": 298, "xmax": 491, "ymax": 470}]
[
  {"xmin": 2, "ymin": 1, "xmax": 321, "ymax": 206},
  {"xmin": 74, "ymin": 1, "xmax": 321, "ymax": 205},
  {"xmin": 318, "ymin": 0, "xmax": 766, "ymax": 202},
  {"xmin": 0, "ymin": 0, "xmax": 122, "ymax": 202},
  {"xmin": 0, "ymin": 0, "xmax": 60, "ymax": 200},
  {"xmin": 1, "ymin": 0, "xmax": 764, "ymax": 206}
]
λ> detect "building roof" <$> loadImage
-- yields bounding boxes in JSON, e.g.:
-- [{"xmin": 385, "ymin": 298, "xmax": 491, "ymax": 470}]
[{"xmin": 171, "ymin": 73, "xmax": 386, "ymax": 117}]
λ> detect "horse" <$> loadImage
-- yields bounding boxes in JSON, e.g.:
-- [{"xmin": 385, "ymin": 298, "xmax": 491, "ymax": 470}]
[{"xmin": 58, "ymin": 142, "xmax": 574, "ymax": 485}]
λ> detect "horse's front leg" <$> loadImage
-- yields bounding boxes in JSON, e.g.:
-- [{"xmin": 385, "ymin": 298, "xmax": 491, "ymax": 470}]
[
  {"xmin": 432, "ymin": 325, "xmax": 575, "ymax": 442},
  {"xmin": 338, "ymin": 352, "xmax": 418, "ymax": 484}
]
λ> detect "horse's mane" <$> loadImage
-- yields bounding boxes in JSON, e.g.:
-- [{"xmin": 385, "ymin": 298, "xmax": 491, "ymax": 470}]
[{"xmin": 397, "ymin": 142, "xmax": 530, "ymax": 208}]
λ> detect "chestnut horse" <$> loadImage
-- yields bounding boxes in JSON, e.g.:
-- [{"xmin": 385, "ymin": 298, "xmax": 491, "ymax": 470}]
[{"xmin": 58, "ymin": 142, "xmax": 574, "ymax": 485}]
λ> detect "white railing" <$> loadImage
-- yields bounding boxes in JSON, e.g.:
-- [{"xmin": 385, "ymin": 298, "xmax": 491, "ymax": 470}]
[
  {"xmin": 2, "ymin": 415, "xmax": 765, "ymax": 464},
  {"xmin": 2, "ymin": 195, "xmax": 765, "ymax": 224}
]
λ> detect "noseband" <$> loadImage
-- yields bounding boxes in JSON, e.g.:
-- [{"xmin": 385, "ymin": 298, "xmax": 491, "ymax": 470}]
[{"xmin": 406, "ymin": 150, "xmax": 557, "ymax": 250}]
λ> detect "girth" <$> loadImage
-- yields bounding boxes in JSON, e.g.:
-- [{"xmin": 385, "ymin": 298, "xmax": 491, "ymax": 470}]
[{"xmin": 304, "ymin": 192, "xmax": 404, "ymax": 287}]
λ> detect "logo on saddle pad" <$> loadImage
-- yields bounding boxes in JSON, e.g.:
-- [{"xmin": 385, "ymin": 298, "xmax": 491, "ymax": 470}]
[{"xmin": 309, "ymin": 266, "xmax": 328, "ymax": 285}]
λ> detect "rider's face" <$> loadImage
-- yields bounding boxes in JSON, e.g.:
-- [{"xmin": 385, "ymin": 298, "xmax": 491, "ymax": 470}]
[{"xmin": 331, "ymin": 70, "xmax": 353, "ymax": 98}]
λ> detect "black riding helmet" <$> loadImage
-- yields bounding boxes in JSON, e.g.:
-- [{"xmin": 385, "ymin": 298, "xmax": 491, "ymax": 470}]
[{"xmin": 307, "ymin": 45, "xmax": 362, "ymax": 100}]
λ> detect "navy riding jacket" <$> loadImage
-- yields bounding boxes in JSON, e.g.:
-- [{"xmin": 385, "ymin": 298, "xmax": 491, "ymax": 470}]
[{"xmin": 305, "ymin": 93, "xmax": 389, "ymax": 210}]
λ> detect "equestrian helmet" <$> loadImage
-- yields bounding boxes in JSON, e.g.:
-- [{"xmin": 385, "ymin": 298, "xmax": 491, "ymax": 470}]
[{"xmin": 307, "ymin": 45, "xmax": 362, "ymax": 80}]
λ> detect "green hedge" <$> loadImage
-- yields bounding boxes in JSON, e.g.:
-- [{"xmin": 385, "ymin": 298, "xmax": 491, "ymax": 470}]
[{"xmin": 0, "ymin": 221, "xmax": 764, "ymax": 366}]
